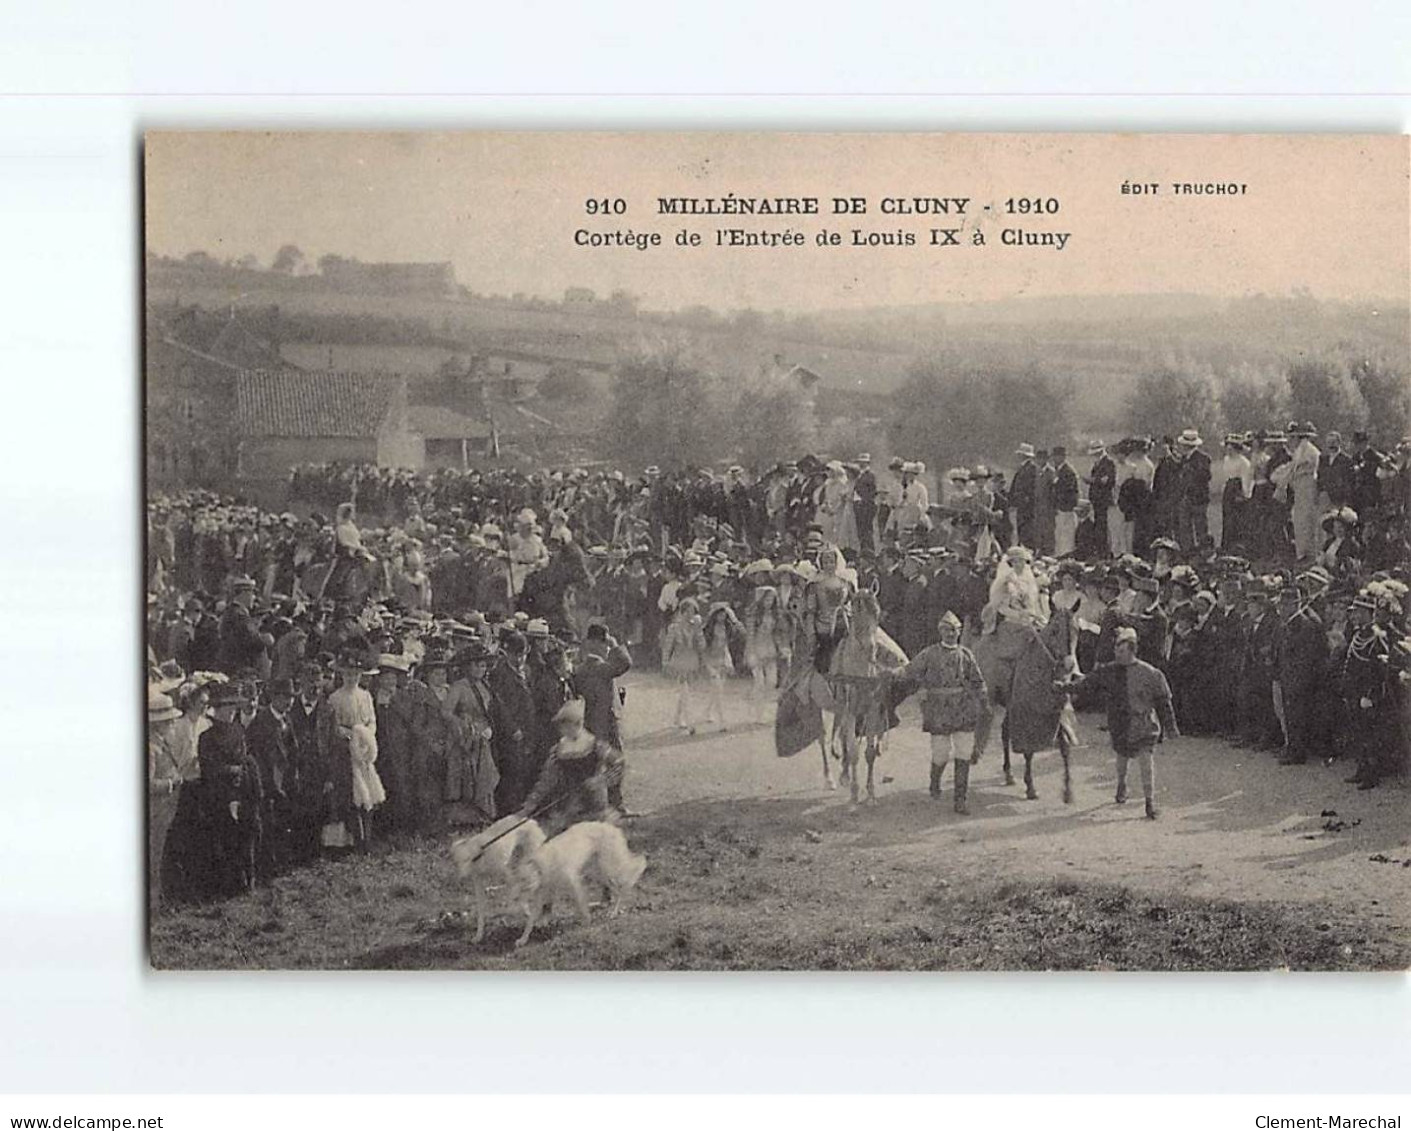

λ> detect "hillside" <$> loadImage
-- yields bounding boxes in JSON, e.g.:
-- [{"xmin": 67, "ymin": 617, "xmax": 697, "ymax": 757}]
[{"xmin": 146, "ymin": 259, "xmax": 1410, "ymax": 439}]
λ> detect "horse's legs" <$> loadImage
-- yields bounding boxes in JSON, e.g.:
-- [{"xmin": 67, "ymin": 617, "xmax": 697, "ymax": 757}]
[
  {"xmin": 819, "ymin": 715, "xmax": 837, "ymax": 790},
  {"xmin": 864, "ymin": 741, "xmax": 878, "ymax": 804},
  {"xmin": 1001, "ymin": 712, "xmax": 1016, "ymax": 786},
  {"xmin": 1023, "ymin": 753, "xmax": 1038, "ymax": 800},
  {"xmin": 1059, "ymin": 732, "xmax": 1073, "ymax": 805},
  {"xmin": 837, "ymin": 713, "xmax": 859, "ymax": 804}
]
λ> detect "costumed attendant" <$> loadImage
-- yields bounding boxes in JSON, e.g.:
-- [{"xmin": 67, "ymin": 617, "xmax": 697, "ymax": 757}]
[
  {"xmin": 1063, "ymin": 626, "xmax": 1179, "ymax": 819},
  {"xmin": 743, "ymin": 583, "xmax": 788, "ymax": 723},
  {"xmin": 702, "ymin": 601, "xmax": 743, "ymax": 730},
  {"xmin": 897, "ymin": 611, "xmax": 988, "ymax": 814},
  {"xmin": 662, "ymin": 597, "xmax": 707, "ymax": 733},
  {"xmin": 519, "ymin": 698, "xmax": 625, "ymax": 836}
]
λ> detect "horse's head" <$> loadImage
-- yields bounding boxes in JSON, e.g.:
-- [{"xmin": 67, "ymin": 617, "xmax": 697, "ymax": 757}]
[{"xmin": 1041, "ymin": 605, "xmax": 1079, "ymax": 670}]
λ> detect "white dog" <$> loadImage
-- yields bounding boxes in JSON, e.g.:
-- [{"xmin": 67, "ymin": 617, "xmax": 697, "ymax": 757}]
[
  {"xmin": 450, "ymin": 815, "xmax": 547, "ymax": 943},
  {"xmin": 516, "ymin": 821, "xmax": 647, "ymax": 948}
]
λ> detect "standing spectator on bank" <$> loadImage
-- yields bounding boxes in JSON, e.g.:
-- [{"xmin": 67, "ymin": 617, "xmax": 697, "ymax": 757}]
[{"xmin": 1052, "ymin": 445, "xmax": 1080, "ymax": 557}]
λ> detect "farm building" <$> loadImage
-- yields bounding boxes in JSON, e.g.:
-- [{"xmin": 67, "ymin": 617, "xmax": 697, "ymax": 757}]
[
  {"xmin": 146, "ymin": 312, "xmax": 292, "ymax": 487},
  {"xmin": 406, "ymin": 404, "xmax": 493, "ymax": 469},
  {"xmin": 234, "ymin": 371, "xmax": 423, "ymax": 479}
]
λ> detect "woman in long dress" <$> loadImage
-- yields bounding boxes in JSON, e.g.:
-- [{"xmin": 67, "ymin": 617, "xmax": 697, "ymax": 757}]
[{"xmin": 321, "ymin": 652, "xmax": 383, "ymax": 849}]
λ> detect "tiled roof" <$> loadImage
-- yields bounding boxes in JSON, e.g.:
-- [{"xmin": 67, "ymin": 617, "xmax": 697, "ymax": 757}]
[{"xmin": 236, "ymin": 371, "xmax": 399, "ymax": 438}]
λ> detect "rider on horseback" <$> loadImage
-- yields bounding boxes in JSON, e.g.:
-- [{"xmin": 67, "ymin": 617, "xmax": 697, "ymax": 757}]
[
  {"xmin": 321, "ymin": 502, "xmax": 374, "ymax": 600},
  {"xmin": 981, "ymin": 544, "xmax": 1047, "ymax": 635}
]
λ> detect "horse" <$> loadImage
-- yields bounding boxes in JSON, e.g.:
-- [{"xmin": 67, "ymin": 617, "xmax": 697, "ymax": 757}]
[
  {"xmin": 971, "ymin": 606, "xmax": 1079, "ymax": 803},
  {"xmin": 298, "ymin": 554, "xmax": 390, "ymax": 606},
  {"xmin": 828, "ymin": 592, "xmax": 907, "ymax": 805}
]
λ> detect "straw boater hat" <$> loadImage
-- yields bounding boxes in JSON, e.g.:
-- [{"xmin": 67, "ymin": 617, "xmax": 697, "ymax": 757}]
[
  {"xmin": 525, "ymin": 618, "xmax": 552, "ymax": 639},
  {"xmin": 377, "ymin": 653, "xmax": 411, "ymax": 674},
  {"xmin": 1176, "ymin": 428, "xmax": 1203, "ymax": 448},
  {"xmin": 1015, "ymin": 442, "xmax": 1036, "ymax": 460},
  {"xmin": 1298, "ymin": 566, "xmax": 1334, "ymax": 593},
  {"xmin": 856, "ymin": 452, "xmax": 872, "ymax": 464},
  {"xmin": 1086, "ymin": 439, "xmax": 1106, "ymax": 456}
]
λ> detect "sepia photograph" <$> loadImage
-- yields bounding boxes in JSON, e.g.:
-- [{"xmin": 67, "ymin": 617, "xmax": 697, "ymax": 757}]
[{"xmin": 142, "ymin": 131, "xmax": 1411, "ymax": 971}]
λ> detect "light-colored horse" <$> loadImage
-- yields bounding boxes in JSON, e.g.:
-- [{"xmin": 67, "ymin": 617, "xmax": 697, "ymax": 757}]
[{"xmin": 971, "ymin": 607, "xmax": 1079, "ymax": 803}]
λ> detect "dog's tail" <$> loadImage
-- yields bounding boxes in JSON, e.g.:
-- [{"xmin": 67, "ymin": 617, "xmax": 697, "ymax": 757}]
[{"xmin": 599, "ymin": 827, "xmax": 647, "ymax": 889}]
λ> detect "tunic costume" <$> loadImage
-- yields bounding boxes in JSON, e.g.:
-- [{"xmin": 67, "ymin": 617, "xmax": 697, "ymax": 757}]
[{"xmin": 898, "ymin": 641, "xmax": 988, "ymax": 763}]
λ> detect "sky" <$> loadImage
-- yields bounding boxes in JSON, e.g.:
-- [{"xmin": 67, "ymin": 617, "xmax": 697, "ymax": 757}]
[{"xmin": 144, "ymin": 132, "xmax": 1410, "ymax": 312}]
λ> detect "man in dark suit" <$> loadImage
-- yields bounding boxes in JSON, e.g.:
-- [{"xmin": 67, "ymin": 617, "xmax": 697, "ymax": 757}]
[
  {"xmin": 574, "ymin": 621, "xmax": 634, "ymax": 812},
  {"xmin": 1010, "ymin": 443, "xmax": 1038, "ymax": 549},
  {"xmin": 1348, "ymin": 430, "xmax": 1384, "ymax": 521},
  {"xmin": 245, "ymin": 677, "xmax": 300, "ymax": 877},
  {"xmin": 489, "ymin": 630, "xmax": 537, "ymax": 815},
  {"xmin": 852, "ymin": 453, "xmax": 879, "ymax": 553},
  {"xmin": 1275, "ymin": 570, "xmax": 1332, "ymax": 765},
  {"xmin": 1150, "ymin": 437, "xmax": 1183, "ymax": 543},
  {"xmin": 1086, "ymin": 440, "xmax": 1117, "ymax": 554},
  {"xmin": 1317, "ymin": 430, "xmax": 1355, "ymax": 510},
  {"xmin": 1176, "ymin": 429, "xmax": 1213, "ymax": 552},
  {"xmin": 197, "ymin": 683, "xmax": 264, "ymax": 898}
]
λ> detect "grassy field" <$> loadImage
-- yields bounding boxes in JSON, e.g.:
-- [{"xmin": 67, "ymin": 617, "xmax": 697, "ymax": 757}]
[{"xmin": 149, "ymin": 810, "xmax": 1400, "ymax": 972}]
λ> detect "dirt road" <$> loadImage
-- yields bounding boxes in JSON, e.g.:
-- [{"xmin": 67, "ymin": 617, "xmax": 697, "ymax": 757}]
[{"xmin": 150, "ymin": 672, "xmax": 1411, "ymax": 971}]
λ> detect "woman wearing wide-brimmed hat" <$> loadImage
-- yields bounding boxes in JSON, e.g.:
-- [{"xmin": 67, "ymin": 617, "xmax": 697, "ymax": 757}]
[{"xmin": 317, "ymin": 649, "xmax": 381, "ymax": 850}]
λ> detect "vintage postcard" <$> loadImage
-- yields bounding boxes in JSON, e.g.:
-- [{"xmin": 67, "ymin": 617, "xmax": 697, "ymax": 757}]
[{"xmin": 143, "ymin": 132, "xmax": 1410, "ymax": 970}]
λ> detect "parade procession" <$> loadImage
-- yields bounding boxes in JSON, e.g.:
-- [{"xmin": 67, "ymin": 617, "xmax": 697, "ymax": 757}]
[{"xmin": 146, "ymin": 427, "xmax": 1411, "ymax": 961}]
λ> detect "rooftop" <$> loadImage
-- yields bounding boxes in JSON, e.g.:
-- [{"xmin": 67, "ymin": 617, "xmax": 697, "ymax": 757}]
[{"xmin": 236, "ymin": 371, "xmax": 401, "ymax": 438}]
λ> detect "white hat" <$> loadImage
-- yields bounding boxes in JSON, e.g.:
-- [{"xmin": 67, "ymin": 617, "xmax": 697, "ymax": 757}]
[
  {"xmin": 525, "ymin": 618, "xmax": 551, "ymax": 638},
  {"xmin": 1015, "ymin": 442, "xmax": 1036, "ymax": 459},
  {"xmin": 147, "ymin": 686, "xmax": 182, "ymax": 723},
  {"xmin": 1177, "ymin": 428, "xmax": 1203, "ymax": 448}
]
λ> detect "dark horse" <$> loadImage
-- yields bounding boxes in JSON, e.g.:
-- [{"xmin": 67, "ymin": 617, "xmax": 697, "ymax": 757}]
[
  {"xmin": 299, "ymin": 554, "xmax": 389, "ymax": 606},
  {"xmin": 970, "ymin": 606, "xmax": 1079, "ymax": 803}
]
